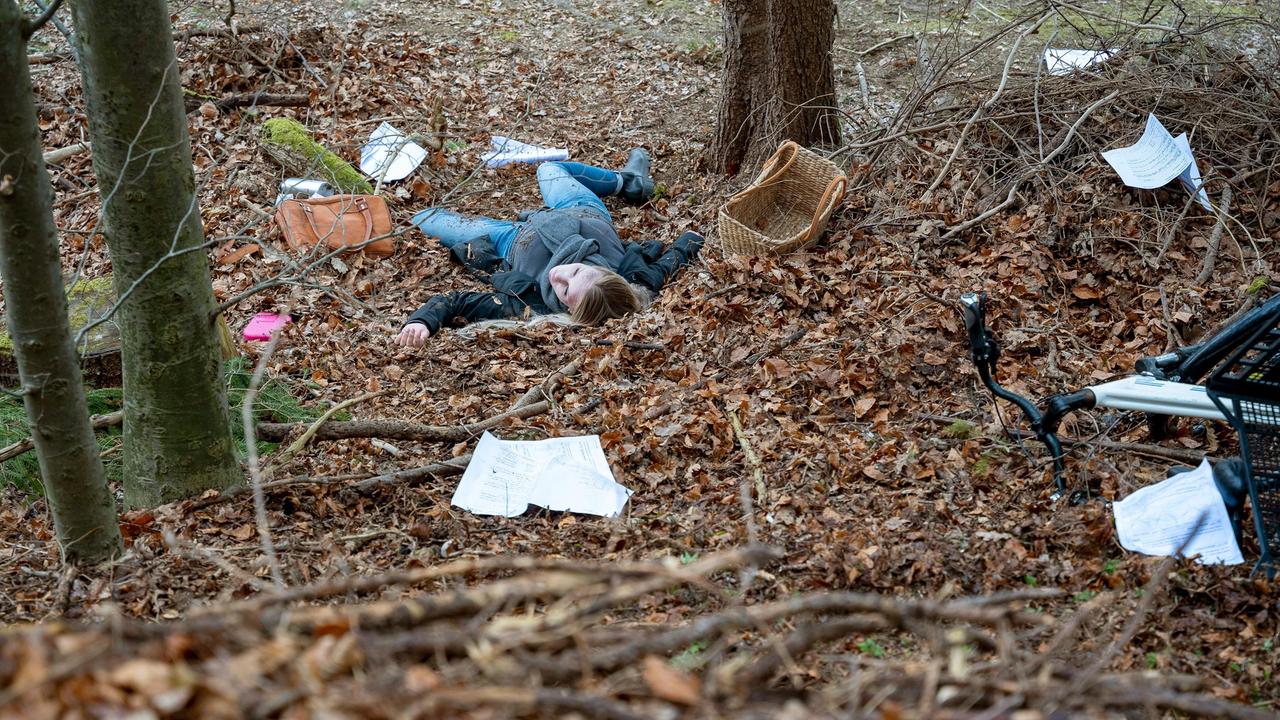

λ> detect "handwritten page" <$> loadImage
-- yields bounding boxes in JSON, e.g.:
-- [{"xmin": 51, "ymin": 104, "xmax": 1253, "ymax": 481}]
[
  {"xmin": 1101, "ymin": 114, "xmax": 1194, "ymax": 189},
  {"xmin": 482, "ymin": 136, "xmax": 570, "ymax": 168},
  {"xmin": 360, "ymin": 122, "xmax": 428, "ymax": 182},
  {"xmin": 1112, "ymin": 459, "xmax": 1243, "ymax": 565},
  {"xmin": 451, "ymin": 432, "xmax": 631, "ymax": 518},
  {"xmin": 1043, "ymin": 48, "xmax": 1115, "ymax": 75},
  {"xmin": 1174, "ymin": 133, "xmax": 1213, "ymax": 211}
]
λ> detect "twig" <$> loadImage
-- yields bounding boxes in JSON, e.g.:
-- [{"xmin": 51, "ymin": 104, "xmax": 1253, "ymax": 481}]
[
  {"xmin": 42, "ymin": 142, "xmax": 90, "ymax": 165},
  {"xmin": 1056, "ymin": 518, "xmax": 1202, "ymax": 704},
  {"xmin": 1194, "ymin": 185, "xmax": 1231, "ymax": 285},
  {"xmin": 262, "ymin": 391, "xmax": 386, "ymax": 477},
  {"xmin": 1154, "ymin": 191, "xmax": 1197, "ymax": 267},
  {"xmin": 26, "ymin": 52, "xmax": 69, "ymax": 64},
  {"xmin": 241, "ymin": 330, "xmax": 286, "ymax": 589},
  {"xmin": 255, "ymin": 400, "xmax": 550, "ymax": 442},
  {"xmin": 925, "ymin": 14, "xmax": 1048, "ymax": 195},
  {"xmin": 0, "ymin": 410, "xmax": 122, "ymax": 464},
  {"xmin": 1159, "ymin": 285, "xmax": 1185, "ymax": 352},
  {"xmin": 941, "ymin": 90, "xmax": 1120, "ymax": 239},
  {"xmin": 728, "ymin": 408, "xmax": 764, "ymax": 594},
  {"xmin": 728, "ymin": 409, "xmax": 765, "ymax": 539},
  {"xmin": 21, "ymin": 0, "xmax": 63, "ymax": 40},
  {"xmin": 348, "ymin": 453, "xmax": 471, "ymax": 493},
  {"xmin": 859, "ymin": 33, "xmax": 915, "ymax": 56}
]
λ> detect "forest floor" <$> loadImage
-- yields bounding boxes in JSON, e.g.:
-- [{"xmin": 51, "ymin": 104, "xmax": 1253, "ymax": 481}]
[{"xmin": 2, "ymin": 0, "xmax": 1279, "ymax": 718}]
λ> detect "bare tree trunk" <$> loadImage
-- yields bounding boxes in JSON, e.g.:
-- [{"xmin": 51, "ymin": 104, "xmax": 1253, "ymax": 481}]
[
  {"xmin": 0, "ymin": 2, "xmax": 122, "ymax": 562},
  {"xmin": 710, "ymin": 0, "xmax": 842, "ymax": 175},
  {"xmin": 711, "ymin": 0, "xmax": 774, "ymax": 176},
  {"xmin": 68, "ymin": 0, "xmax": 241, "ymax": 507},
  {"xmin": 772, "ymin": 0, "xmax": 842, "ymax": 148}
]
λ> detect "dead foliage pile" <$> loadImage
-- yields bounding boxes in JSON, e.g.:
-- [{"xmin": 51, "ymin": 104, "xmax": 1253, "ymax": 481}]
[
  {"xmin": 4, "ymin": 545, "xmax": 1274, "ymax": 719},
  {"xmin": 3, "ymin": 2, "xmax": 1280, "ymax": 719}
]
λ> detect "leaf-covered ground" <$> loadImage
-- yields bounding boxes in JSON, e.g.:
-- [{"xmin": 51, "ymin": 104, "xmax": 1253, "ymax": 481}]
[{"xmin": 2, "ymin": 0, "xmax": 1278, "ymax": 716}]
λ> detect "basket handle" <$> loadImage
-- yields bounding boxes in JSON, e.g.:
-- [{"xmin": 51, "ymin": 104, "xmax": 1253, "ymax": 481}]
[
  {"xmin": 722, "ymin": 141, "xmax": 801, "ymax": 212},
  {"xmin": 795, "ymin": 174, "xmax": 848, "ymax": 245},
  {"xmin": 751, "ymin": 140, "xmax": 800, "ymax": 188}
]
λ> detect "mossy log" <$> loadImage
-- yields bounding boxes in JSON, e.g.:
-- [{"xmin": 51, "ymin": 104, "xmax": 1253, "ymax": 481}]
[
  {"xmin": 0, "ymin": 276, "xmax": 121, "ymax": 386},
  {"xmin": 259, "ymin": 118, "xmax": 373, "ymax": 194}
]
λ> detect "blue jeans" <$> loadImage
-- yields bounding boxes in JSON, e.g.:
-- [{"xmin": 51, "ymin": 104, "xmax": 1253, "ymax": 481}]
[{"xmin": 412, "ymin": 162, "xmax": 619, "ymax": 258}]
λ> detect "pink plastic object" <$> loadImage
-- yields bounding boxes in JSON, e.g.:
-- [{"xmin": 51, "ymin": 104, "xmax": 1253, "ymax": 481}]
[{"xmin": 242, "ymin": 312, "xmax": 292, "ymax": 341}]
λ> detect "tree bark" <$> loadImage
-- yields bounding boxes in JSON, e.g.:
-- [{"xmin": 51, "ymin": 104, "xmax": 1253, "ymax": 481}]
[
  {"xmin": 710, "ymin": 0, "xmax": 842, "ymax": 175},
  {"xmin": 68, "ymin": 0, "xmax": 241, "ymax": 507},
  {"xmin": 0, "ymin": 2, "xmax": 122, "ymax": 562}
]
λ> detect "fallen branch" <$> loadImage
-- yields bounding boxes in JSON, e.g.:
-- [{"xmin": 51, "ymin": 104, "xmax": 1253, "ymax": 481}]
[
  {"xmin": 922, "ymin": 414, "xmax": 1207, "ymax": 465},
  {"xmin": 43, "ymin": 142, "xmax": 90, "ymax": 165},
  {"xmin": 184, "ymin": 92, "xmax": 308, "ymax": 114},
  {"xmin": 0, "ymin": 410, "xmax": 121, "ymax": 464},
  {"xmin": 26, "ymin": 52, "xmax": 69, "ymax": 64},
  {"xmin": 172, "ymin": 22, "xmax": 265, "ymax": 41},
  {"xmin": 255, "ymin": 399, "xmax": 550, "ymax": 442},
  {"xmin": 1194, "ymin": 185, "xmax": 1231, "ymax": 285},
  {"xmin": 262, "ymin": 391, "xmax": 385, "ymax": 477}
]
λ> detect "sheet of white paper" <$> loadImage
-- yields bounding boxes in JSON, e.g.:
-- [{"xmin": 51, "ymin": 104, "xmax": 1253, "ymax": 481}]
[
  {"xmin": 529, "ymin": 459, "xmax": 632, "ymax": 517},
  {"xmin": 360, "ymin": 122, "xmax": 428, "ymax": 182},
  {"xmin": 451, "ymin": 432, "xmax": 629, "ymax": 517},
  {"xmin": 1101, "ymin": 114, "xmax": 1194, "ymax": 189},
  {"xmin": 1174, "ymin": 133, "xmax": 1213, "ymax": 211},
  {"xmin": 482, "ymin": 135, "xmax": 569, "ymax": 168},
  {"xmin": 1043, "ymin": 48, "xmax": 1115, "ymax": 75},
  {"xmin": 1112, "ymin": 459, "xmax": 1243, "ymax": 565}
]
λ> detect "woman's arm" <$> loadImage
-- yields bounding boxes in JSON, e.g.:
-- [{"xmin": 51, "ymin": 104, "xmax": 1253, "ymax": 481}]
[
  {"xmin": 622, "ymin": 230, "xmax": 705, "ymax": 292},
  {"xmin": 400, "ymin": 290, "xmax": 526, "ymax": 339}
]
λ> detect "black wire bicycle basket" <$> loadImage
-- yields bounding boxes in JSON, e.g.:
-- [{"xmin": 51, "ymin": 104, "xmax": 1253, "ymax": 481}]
[{"xmin": 1206, "ymin": 301, "xmax": 1280, "ymax": 579}]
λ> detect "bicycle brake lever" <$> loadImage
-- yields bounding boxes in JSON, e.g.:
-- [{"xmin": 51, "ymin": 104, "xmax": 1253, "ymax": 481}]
[{"xmin": 959, "ymin": 292, "xmax": 992, "ymax": 364}]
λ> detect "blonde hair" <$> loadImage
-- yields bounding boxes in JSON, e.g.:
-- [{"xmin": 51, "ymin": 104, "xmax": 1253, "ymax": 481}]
[
  {"xmin": 571, "ymin": 269, "xmax": 644, "ymax": 325},
  {"xmin": 455, "ymin": 271, "xmax": 649, "ymax": 339}
]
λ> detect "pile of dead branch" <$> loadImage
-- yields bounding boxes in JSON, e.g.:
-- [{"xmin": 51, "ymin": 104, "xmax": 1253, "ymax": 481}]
[
  {"xmin": 846, "ymin": 5, "xmax": 1279, "ymax": 285},
  {"xmin": 1, "ymin": 544, "xmax": 1271, "ymax": 719}
]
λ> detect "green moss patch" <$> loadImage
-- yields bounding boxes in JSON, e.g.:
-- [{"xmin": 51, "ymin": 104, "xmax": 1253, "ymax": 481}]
[{"xmin": 260, "ymin": 118, "xmax": 373, "ymax": 194}]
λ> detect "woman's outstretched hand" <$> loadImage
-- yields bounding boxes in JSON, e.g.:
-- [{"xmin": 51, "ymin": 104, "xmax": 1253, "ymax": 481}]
[{"xmin": 396, "ymin": 323, "xmax": 430, "ymax": 348}]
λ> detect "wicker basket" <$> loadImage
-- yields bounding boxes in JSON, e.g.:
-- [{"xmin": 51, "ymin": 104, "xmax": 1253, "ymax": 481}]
[{"xmin": 718, "ymin": 141, "xmax": 847, "ymax": 256}]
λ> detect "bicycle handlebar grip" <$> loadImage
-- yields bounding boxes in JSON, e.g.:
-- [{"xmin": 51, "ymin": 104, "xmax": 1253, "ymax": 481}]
[{"xmin": 959, "ymin": 292, "xmax": 988, "ymax": 361}]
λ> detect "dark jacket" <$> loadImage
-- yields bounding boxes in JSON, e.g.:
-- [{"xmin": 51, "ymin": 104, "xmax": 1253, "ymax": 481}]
[
  {"xmin": 404, "ymin": 230, "xmax": 704, "ymax": 334},
  {"xmin": 511, "ymin": 208, "xmax": 627, "ymax": 313}
]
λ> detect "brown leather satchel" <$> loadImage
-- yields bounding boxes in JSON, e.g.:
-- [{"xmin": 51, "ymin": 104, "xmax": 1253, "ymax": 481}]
[{"xmin": 274, "ymin": 194, "xmax": 395, "ymax": 258}]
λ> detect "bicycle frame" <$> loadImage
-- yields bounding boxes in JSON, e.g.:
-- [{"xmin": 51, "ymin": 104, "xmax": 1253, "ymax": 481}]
[{"xmin": 960, "ymin": 292, "xmax": 1231, "ymax": 501}]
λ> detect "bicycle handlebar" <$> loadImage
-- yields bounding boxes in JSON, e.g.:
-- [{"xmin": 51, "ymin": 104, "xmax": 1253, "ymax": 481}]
[
  {"xmin": 959, "ymin": 292, "xmax": 991, "ymax": 364},
  {"xmin": 959, "ymin": 292, "xmax": 1079, "ymax": 501}
]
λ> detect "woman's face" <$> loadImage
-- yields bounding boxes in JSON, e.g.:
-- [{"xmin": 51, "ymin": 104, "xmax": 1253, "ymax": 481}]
[{"xmin": 548, "ymin": 263, "xmax": 603, "ymax": 310}]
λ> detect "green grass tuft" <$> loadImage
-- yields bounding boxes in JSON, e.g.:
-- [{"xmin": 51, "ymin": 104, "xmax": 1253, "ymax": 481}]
[
  {"xmin": 943, "ymin": 420, "xmax": 979, "ymax": 439},
  {"xmin": 0, "ymin": 387, "xmax": 125, "ymax": 495},
  {"xmin": 1, "ymin": 360, "xmax": 332, "ymax": 493}
]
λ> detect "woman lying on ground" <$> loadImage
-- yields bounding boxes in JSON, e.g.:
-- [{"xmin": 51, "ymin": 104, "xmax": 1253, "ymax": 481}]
[{"xmin": 396, "ymin": 149, "xmax": 704, "ymax": 346}]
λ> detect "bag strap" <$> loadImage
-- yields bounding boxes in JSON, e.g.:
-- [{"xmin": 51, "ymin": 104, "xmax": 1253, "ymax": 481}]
[
  {"xmin": 300, "ymin": 196, "xmax": 376, "ymax": 245},
  {"xmin": 355, "ymin": 197, "xmax": 374, "ymax": 244}
]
